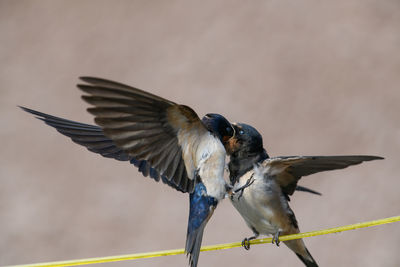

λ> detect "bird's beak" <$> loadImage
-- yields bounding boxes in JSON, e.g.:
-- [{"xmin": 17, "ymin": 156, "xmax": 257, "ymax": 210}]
[
  {"xmin": 222, "ymin": 123, "xmax": 236, "ymax": 146},
  {"xmin": 222, "ymin": 135, "xmax": 232, "ymax": 143},
  {"xmin": 224, "ymin": 124, "xmax": 239, "ymax": 155}
]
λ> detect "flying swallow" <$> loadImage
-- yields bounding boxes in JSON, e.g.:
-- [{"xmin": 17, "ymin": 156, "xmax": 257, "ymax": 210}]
[
  {"xmin": 225, "ymin": 122, "xmax": 383, "ymax": 267},
  {"xmin": 20, "ymin": 77, "xmax": 235, "ymax": 267}
]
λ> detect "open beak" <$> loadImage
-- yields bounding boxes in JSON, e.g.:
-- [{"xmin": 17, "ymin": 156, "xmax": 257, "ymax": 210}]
[
  {"xmin": 224, "ymin": 123, "xmax": 241, "ymax": 155},
  {"xmin": 222, "ymin": 124, "xmax": 236, "ymax": 145},
  {"xmin": 226, "ymin": 136, "xmax": 239, "ymax": 155},
  {"xmin": 224, "ymin": 138, "xmax": 239, "ymax": 156},
  {"xmin": 222, "ymin": 135, "xmax": 231, "ymax": 143}
]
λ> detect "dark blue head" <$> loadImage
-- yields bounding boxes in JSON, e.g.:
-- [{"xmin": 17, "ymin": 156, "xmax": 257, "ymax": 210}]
[
  {"xmin": 201, "ymin": 113, "xmax": 234, "ymax": 145},
  {"xmin": 226, "ymin": 122, "xmax": 269, "ymax": 184},
  {"xmin": 226, "ymin": 122, "xmax": 267, "ymax": 156}
]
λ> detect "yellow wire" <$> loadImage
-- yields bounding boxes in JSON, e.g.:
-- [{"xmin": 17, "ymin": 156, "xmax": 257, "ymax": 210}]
[{"xmin": 4, "ymin": 215, "xmax": 400, "ymax": 267}]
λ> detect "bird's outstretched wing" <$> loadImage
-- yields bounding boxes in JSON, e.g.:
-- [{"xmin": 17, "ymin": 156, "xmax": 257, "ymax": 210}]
[
  {"xmin": 261, "ymin": 155, "xmax": 384, "ymax": 196},
  {"xmin": 20, "ymin": 107, "xmax": 190, "ymax": 192},
  {"xmin": 78, "ymin": 77, "xmax": 211, "ymax": 193}
]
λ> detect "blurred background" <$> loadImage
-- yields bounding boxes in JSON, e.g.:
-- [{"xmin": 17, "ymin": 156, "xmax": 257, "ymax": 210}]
[{"xmin": 1, "ymin": 1, "xmax": 399, "ymax": 266}]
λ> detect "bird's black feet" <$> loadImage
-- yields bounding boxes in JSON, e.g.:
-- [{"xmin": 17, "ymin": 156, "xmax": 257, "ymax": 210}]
[
  {"xmin": 272, "ymin": 230, "xmax": 281, "ymax": 247},
  {"xmin": 241, "ymin": 234, "xmax": 258, "ymax": 250},
  {"xmin": 233, "ymin": 174, "xmax": 255, "ymax": 200},
  {"xmin": 241, "ymin": 237, "xmax": 252, "ymax": 250}
]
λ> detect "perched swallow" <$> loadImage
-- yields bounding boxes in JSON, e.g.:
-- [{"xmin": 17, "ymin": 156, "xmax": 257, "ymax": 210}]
[
  {"xmin": 21, "ymin": 77, "xmax": 235, "ymax": 267},
  {"xmin": 226, "ymin": 123, "xmax": 383, "ymax": 267}
]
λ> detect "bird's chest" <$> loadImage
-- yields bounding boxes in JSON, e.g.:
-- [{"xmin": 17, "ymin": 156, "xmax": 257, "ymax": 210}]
[
  {"xmin": 230, "ymin": 172, "xmax": 282, "ymax": 234},
  {"xmin": 196, "ymin": 135, "xmax": 227, "ymax": 200}
]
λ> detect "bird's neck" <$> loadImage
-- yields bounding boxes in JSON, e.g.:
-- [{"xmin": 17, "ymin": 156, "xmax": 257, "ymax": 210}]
[{"xmin": 228, "ymin": 149, "xmax": 269, "ymax": 185}]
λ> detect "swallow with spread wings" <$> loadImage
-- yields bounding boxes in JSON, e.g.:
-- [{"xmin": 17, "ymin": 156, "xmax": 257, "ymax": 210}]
[{"xmin": 21, "ymin": 77, "xmax": 236, "ymax": 267}]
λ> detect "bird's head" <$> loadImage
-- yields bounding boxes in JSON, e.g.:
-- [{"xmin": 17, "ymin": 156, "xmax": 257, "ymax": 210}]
[
  {"xmin": 202, "ymin": 113, "xmax": 234, "ymax": 146},
  {"xmin": 225, "ymin": 122, "xmax": 266, "ymax": 157}
]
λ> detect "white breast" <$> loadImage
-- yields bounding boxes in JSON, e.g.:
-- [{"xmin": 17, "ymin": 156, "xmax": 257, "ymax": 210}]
[
  {"xmin": 177, "ymin": 128, "xmax": 227, "ymax": 200},
  {"xmin": 230, "ymin": 167, "xmax": 282, "ymax": 235},
  {"xmin": 196, "ymin": 132, "xmax": 227, "ymax": 200}
]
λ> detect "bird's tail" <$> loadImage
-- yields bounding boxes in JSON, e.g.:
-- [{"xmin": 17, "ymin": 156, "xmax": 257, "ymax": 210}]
[
  {"xmin": 295, "ymin": 247, "xmax": 318, "ymax": 267},
  {"xmin": 185, "ymin": 183, "xmax": 218, "ymax": 267},
  {"xmin": 185, "ymin": 223, "xmax": 206, "ymax": 267},
  {"xmin": 284, "ymin": 239, "xmax": 318, "ymax": 267},
  {"xmin": 295, "ymin": 185, "xmax": 322, "ymax": 196}
]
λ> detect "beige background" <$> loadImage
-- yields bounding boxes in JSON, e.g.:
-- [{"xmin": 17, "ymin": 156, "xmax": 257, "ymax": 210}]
[{"xmin": 1, "ymin": 1, "xmax": 399, "ymax": 266}]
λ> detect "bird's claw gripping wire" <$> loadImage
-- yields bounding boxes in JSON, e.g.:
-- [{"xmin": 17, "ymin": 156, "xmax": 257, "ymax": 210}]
[
  {"xmin": 272, "ymin": 230, "xmax": 282, "ymax": 247},
  {"xmin": 241, "ymin": 235, "xmax": 258, "ymax": 250}
]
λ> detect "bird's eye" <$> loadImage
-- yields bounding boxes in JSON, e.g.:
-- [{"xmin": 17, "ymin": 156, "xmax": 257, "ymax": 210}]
[
  {"xmin": 239, "ymin": 130, "xmax": 244, "ymax": 135},
  {"xmin": 226, "ymin": 127, "xmax": 232, "ymax": 133}
]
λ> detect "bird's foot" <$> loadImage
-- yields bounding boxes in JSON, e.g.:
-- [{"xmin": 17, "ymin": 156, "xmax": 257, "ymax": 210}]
[
  {"xmin": 233, "ymin": 174, "xmax": 255, "ymax": 200},
  {"xmin": 272, "ymin": 230, "xmax": 281, "ymax": 247},
  {"xmin": 242, "ymin": 238, "xmax": 251, "ymax": 250},
  {"xmin": 241, "ymin": 235, "xmax": 257, "ymax": 250}
]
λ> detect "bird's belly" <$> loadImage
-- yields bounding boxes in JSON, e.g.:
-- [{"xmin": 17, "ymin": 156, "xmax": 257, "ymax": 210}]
[
  {"xmin": 231, "ymin": 175, "xmax": 280, "ymax": 235},
  {"xmin": 234, "ymin": 202, "xmax": 277, "ymax": 234}
]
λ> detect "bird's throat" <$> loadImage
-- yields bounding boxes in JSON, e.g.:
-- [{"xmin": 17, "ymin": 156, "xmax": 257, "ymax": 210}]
[{"xmin": 228, "ymin": 149, "xmax": 269, "ymax": 185}]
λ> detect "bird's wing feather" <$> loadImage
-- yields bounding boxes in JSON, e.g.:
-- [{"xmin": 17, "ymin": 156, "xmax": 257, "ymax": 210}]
[
  {"xmin": 78, "ymin": 76, "xmax": 209, "ymax": 193},
  {"xmin": 20, "ymin": 106, "xmax": 191, "ymax": 193},
  {"xmin": 262, "ymin": 155, "xmax": 383, "ymax": 195}
]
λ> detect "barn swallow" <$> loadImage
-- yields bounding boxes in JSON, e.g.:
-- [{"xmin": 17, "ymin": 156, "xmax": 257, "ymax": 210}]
[
  {"xmin": 225, "ymin": 122, "xmax": 383, "ymax": 267},
  {"xmin": 20, "ymin": 77, "xmax": 235, "ymax": 267}
]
